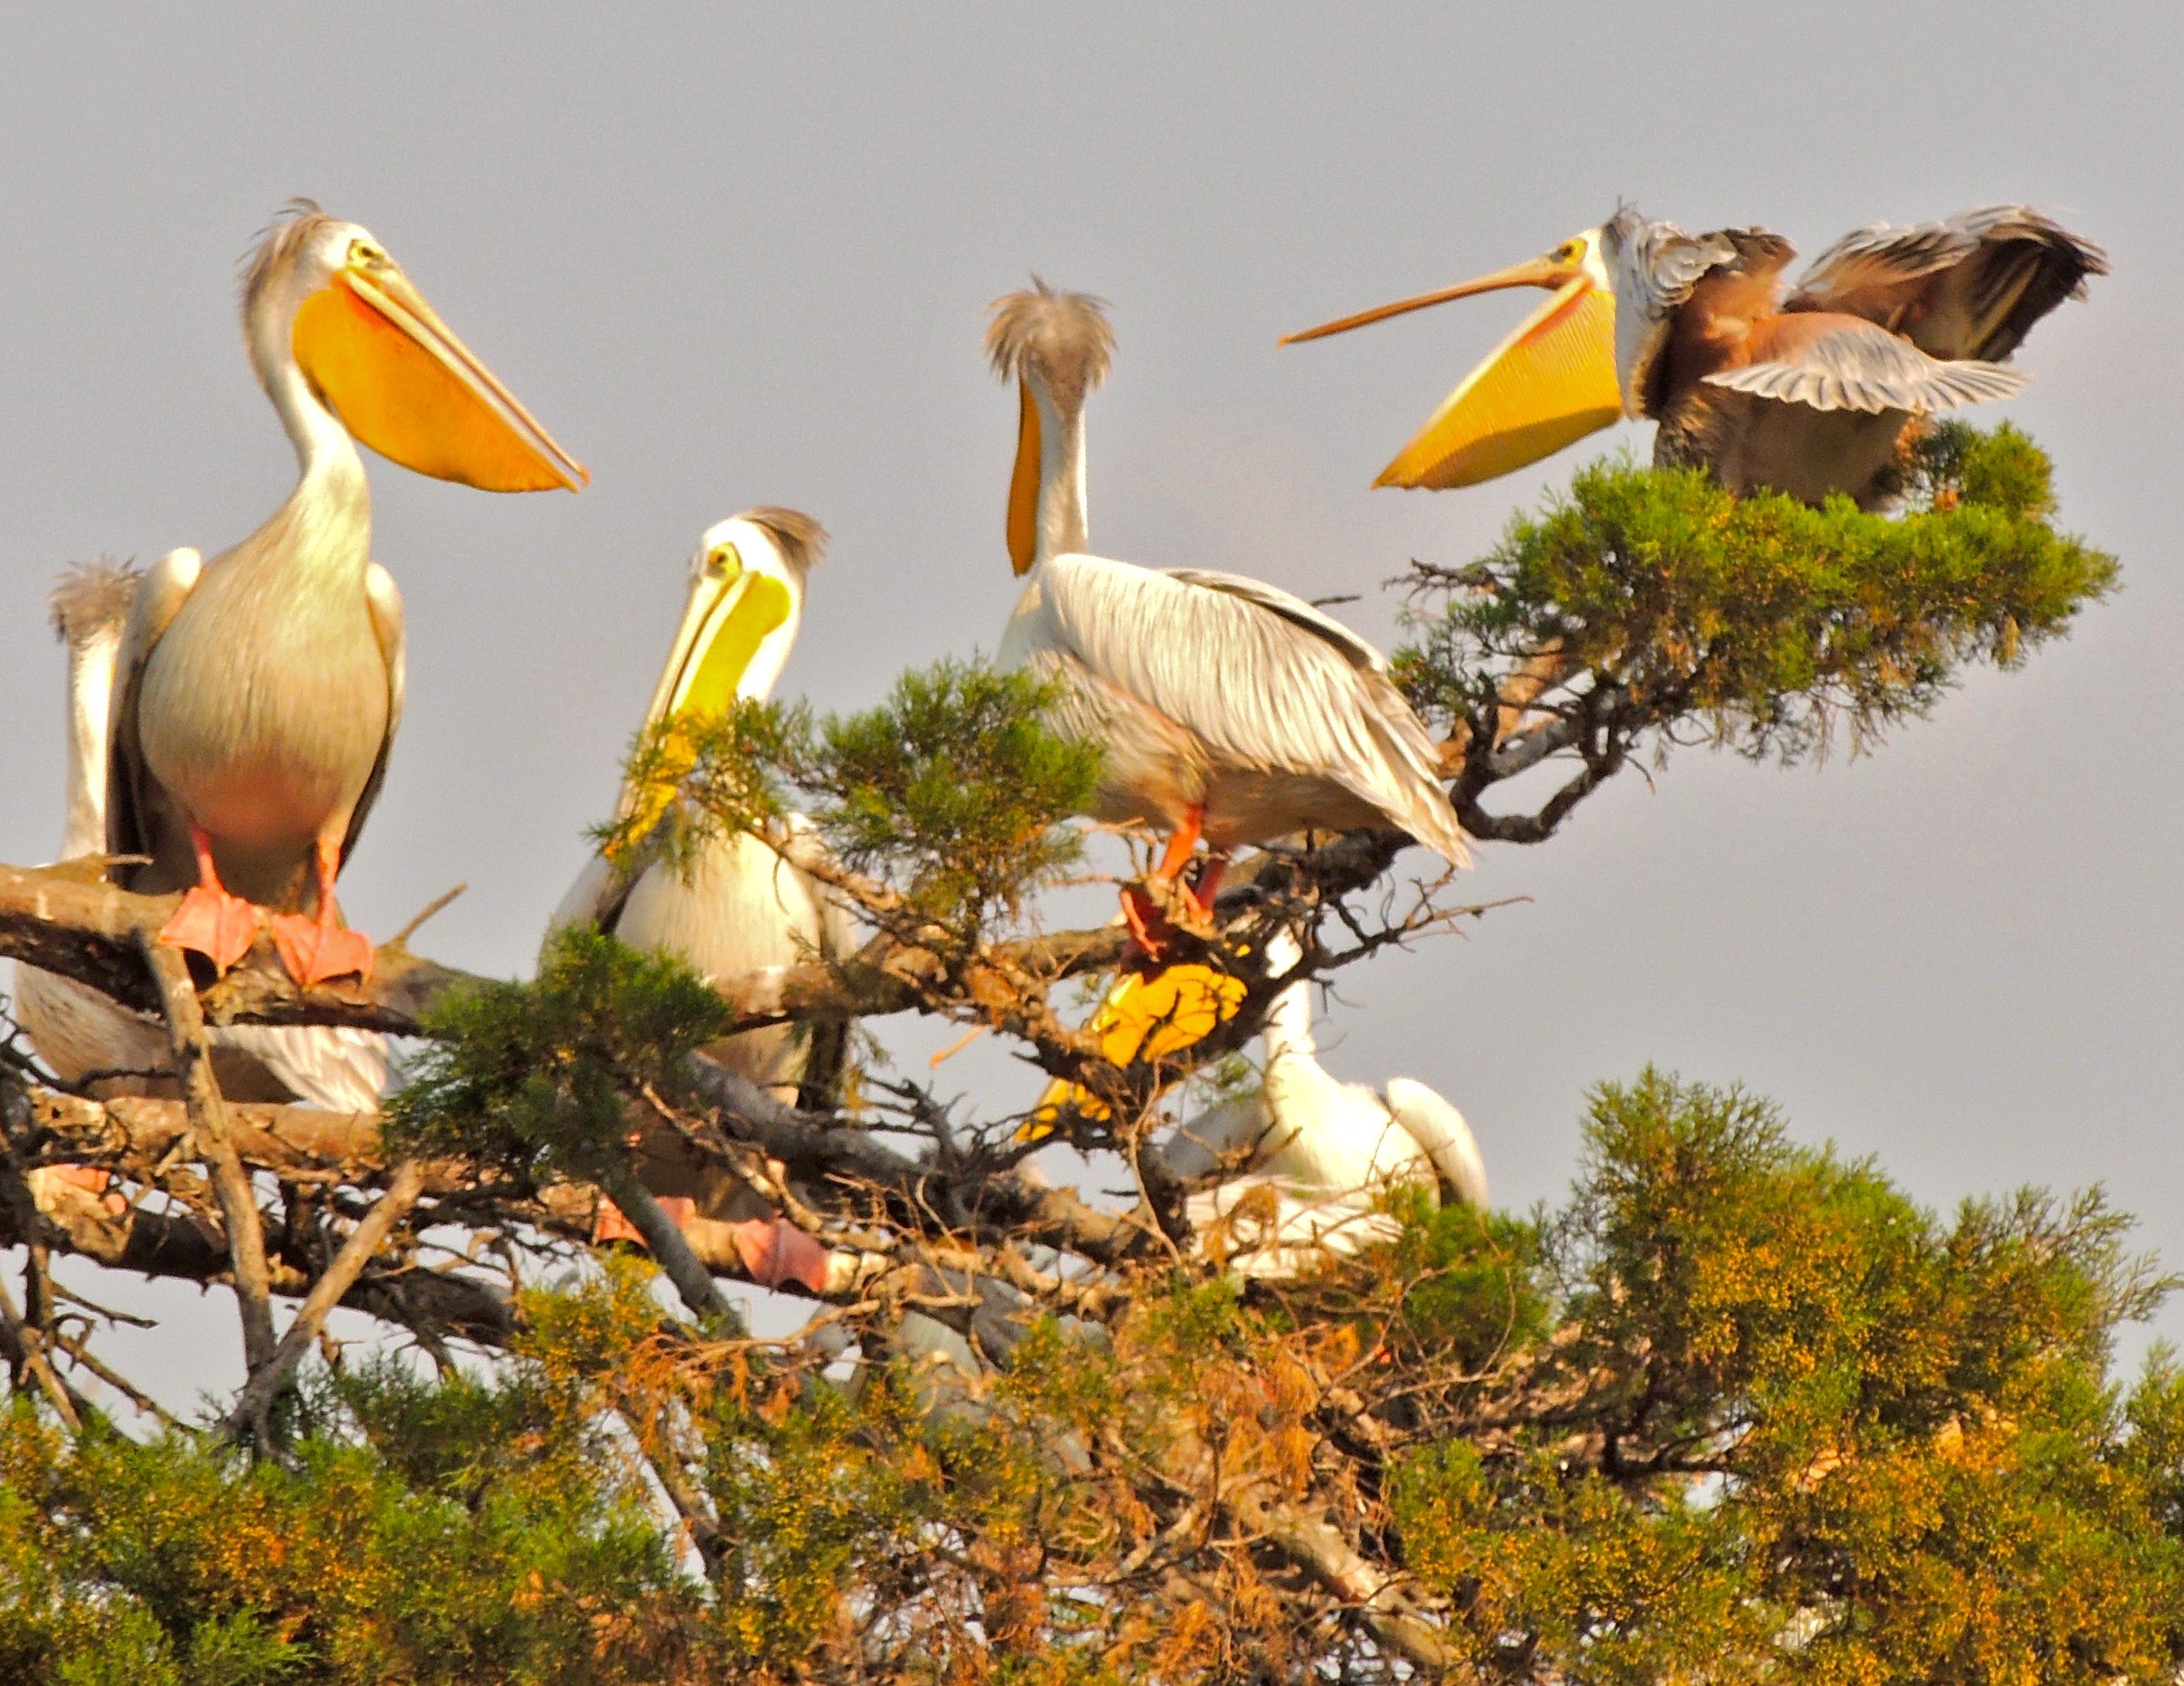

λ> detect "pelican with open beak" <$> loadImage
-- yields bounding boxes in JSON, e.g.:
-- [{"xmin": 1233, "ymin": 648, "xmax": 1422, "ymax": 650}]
[
  {"xmin": 549, "ymin": 509, "xmax": 852, "ymax": 1293},
  {"xmin": 1281, "ymin": 229, "xmax": 1622, "ymax": 490},
  {"xmin": 1284, "ymin": 205, "xmax": 2103, "ymax": 509},
  {"xmin": 110, "ymin": 201, "xmax": 585, "ymax": 988}
]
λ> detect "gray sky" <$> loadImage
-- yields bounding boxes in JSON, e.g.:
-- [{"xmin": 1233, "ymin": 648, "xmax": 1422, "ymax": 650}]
[{"xmin": 5, "ymin": 3, "xmax": 2182, "ymax": 1389}]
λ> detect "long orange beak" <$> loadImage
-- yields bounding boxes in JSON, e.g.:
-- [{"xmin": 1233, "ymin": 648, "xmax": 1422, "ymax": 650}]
[
  {"xmin": 1282, "ymin": 254, "xmax": 1620, "ymax": 490},
  {"xmin": 1279, "ymin": 255, "xmax": 1573, "ymax": 345},
  {"xmin": 293, "ymin": 260, "xmax": 588, "ymax": 492}
]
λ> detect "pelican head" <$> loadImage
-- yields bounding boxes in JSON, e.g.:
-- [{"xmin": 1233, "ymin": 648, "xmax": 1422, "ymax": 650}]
[
  {"xmin": 986, "ymin": 279, "xmax": 1113, "ymax": 573},
  {"xmin": 637, "ymin": 506, "xmax": 825, "ymax": 735},
  {"xmin": 1280, "ymin": 224, "xmax": 1622, "ymax": 489},
  {"xmin": 241, "ymin": 200, "xmax": 587, "ymax": 492}
]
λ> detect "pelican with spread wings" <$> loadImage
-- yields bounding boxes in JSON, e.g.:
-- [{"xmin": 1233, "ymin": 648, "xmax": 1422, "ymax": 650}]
[
  {"xmin": 1284, "ymin": 204, "xmax": 2104, "ymax": 509},
  {"xmin": 111, "ymin": 202, "xmax": 585, "ymax": 988},
  {"xmin": 988, "ymin": 280, "xmax": 1467, "ymax": 954}
]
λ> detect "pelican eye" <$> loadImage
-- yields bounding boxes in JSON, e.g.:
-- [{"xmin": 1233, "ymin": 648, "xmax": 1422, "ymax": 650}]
[{"xmin": 704, "ymin": 542, "xmax": 745, "ymax": 581}]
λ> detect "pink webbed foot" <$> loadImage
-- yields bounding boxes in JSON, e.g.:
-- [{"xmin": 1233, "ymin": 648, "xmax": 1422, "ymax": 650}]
[
  {"xmin": 159, "ymin": 885, "xmax": 262, "ymax": 975},
  {"xmin": 730, "ymin": 1217, "xmax": 832, "ymax": 1293},
  {"xmin": 270, "ymin": 916, "xmax": 375, "ymax": 989},
  {"xmin": 592, "ymin": 1194, "xmax": 697, "ymax": 1248}
]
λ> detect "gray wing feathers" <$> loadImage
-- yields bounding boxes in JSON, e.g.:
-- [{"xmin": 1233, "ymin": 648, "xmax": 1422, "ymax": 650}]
[
  {"xmin": 1048, "ymin": 557, "xmax": 1467, "ymax": 864},
  {"xmin": 1792, "ymin": 206, "xmax": 2107, "ymax": 362},
  {"xmin": 1703, "ymin": 325, "xmax": 2029, "ymax": 413},
  {"xmin": 107, "ymin": 547, "xmax": 202, "ymax": 865},
  {"xmin": 217, "ymin": 1025, "xmax": 389, "ymax": 1112},
  {"xmin": 338, "ymin": 563, "xmax": 406, "ymax": 869}
]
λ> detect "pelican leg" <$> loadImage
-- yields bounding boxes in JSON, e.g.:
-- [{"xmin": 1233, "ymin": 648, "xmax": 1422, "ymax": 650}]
[
  {"xmin": 269, "ymin": 838, "xmax": 375, "ymax": 988},
  {"xmin": 1183, "ymin": 850, "xmax": 1229, "ymax": 919},
  {"xmin": 158, "ymin": 823, "xmax": 263, "ymax": 975},
  {"xmin": 1121, "ymin": 804, "xmax": 1207, "ymax": 964}
]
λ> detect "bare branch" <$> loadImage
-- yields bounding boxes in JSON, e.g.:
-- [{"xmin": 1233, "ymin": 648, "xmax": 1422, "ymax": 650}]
[
  {"xmin": 220, "ymin": 1160, "xmax": 429, "ymax": 1444},
  {"xmin": 136, "ymin": 934, "xmax": 276, "ymax": 1372}
]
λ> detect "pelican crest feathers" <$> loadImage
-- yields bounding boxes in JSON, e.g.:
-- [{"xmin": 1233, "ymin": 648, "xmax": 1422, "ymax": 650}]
[
  {"xmin": 737, "ymin": 505, "xmax": 830, "ymax": 576},
  {"xmin": 238, "ymin": 197, "xmax": 334, "ymax": 321},
  {"xmin": 985, "ymin": 277, "xmax": 1114, "ymax": 402},
  {"xmin": 49, "ymin": 557, "xmax": 139, "ymax": 648}
]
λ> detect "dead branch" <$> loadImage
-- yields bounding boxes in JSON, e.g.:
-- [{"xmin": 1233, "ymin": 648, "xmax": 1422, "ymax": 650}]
[
  {"xmin": 137, "ymin": 935, "xmax": 277, "ymax": 1373},
  {"xmin": 220, "ymin": 1159, "xmax": 429, "ymax": 1444}
]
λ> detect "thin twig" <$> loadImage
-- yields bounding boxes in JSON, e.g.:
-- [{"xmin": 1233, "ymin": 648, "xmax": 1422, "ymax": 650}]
[
  {"xmin": 387, "ymin": 882, "xmax": 468, "ymax": 948},
  {"xmin": 135, "ymin": 934, "xmax": 277, "ymax": 1372},
  {"xmin": 220, "ymin": 1160, "xmax": 428, "ymax": 1444}
]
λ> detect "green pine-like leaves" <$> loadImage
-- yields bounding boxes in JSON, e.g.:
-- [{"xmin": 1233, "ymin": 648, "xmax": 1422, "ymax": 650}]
[
  {"xmin": 596, "ymin": 660, "xmax": 1099, "ymax": 934},
  {"xmin": 1401, "ymin": 423, "xmax": 2117, "ymax": 763}
]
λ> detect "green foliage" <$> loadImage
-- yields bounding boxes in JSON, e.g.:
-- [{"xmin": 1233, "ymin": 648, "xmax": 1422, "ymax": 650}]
[
  {"xmin": 7, "ymin": 1078, "xmax": 2182, "ymax": 1681},
  {"xmin": 803, "ymin": 660, "xmax": 1101, "ymax": 928},
  {"xmin": 597, "ymin": 660, "xmax": 1100, "ymax": 934},
  {"xmin": 384, "ymin": 927, "xmax": 731, "ymax": 1182},
  {"xmin": 0, "ymin": 1362, "xmax": 691, "ymax": 1685},
  {"xmin": 1399, "ymin": 422, "xmax": 2117, "ymax": 762},
  {"xmin": 1388, "ymin": 1071, "xmax": 2184, "ymax": 1681},
  {"xmin": 594, "ymin": 697, "xmax": 805, "ymax": 875}
]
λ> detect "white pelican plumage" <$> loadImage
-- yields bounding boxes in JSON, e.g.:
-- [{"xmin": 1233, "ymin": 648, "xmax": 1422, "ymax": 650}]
[
  {"xmin": 987, "ymin": 281, "xmax": 1467, "ymax": 954},
  {"xmin": 549, "ymin": 509, "xmax": 851, "ymax": 1290},
  {"xmin": 14, "ymin": 561, "xmax": 387, "ymax": 1109},
  {"xmin": 110, "ymin": 202, "xmax": 585, "ymax": 988},
  {"xmin": 1285, "ymin": 204, "xmax": 2104, "ymax": 509},
  {"xmin": 1163, "ymin": 929, "xmax": 1487, "ymax": 1279}
]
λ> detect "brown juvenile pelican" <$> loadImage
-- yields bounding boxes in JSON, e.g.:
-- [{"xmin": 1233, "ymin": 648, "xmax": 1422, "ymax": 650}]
[
  {"xmin": 1284, "ymin": 204, "xmax": 2105, "ymax": 509},
  {"xmin": 14, "ymin": 560, "xmax": 387, "ymax": 1109},
  {"xmin": 110, "ymin": 202, "xmax": 585, "ymax": 987},
  {"xmin": 988, "ymin": 280, "xmax": 1468, "ymax": 955},
  {"xmin": 1161, "ymin": 928, "xmax": 1487, "ymax": 1280},
  {"xmin": 549, "ymin": 509, "xmax": 852, "ymax": 1291}
]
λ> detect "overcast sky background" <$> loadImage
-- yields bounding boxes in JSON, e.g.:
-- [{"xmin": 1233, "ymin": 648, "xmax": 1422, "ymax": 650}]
[{"xmin": 4, "ymin": 4, "xmax": 2181, "ymax": 1400}]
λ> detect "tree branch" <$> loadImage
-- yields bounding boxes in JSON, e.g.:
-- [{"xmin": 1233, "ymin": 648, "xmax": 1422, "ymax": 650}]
[
  {"xmin": 219, "ymin": 1160, "xmax": 428, "ymax": 1444},
  {"xmin": 137, "ymin": 934, "xmax": 277, "ymax": 1373}
]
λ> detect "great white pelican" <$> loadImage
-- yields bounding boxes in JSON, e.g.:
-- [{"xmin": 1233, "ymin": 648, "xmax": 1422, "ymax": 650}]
[
  {"xmin": 988, "ymin": 279, "xmax": 1467, "ymax": 956},
  {"xmin": 15, "ymin": 560, "xmax": 388, "ymax": 1109},
  {"xmin": 109, "ymin": 201, "xmax": 585, "ymax": 989},
  {"xmin": 1162, "ymin": 927, "xmax": 1487, "ymax": 1280},
  {"xmin": 548, "ymin": 509, "xmax": 852, "ymax": 1293}
]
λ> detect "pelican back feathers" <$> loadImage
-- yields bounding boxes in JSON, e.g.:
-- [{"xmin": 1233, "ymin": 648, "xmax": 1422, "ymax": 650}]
[{"xmin": 1004, "ymin": 554, "xmax": 1467, "ymax": 863}]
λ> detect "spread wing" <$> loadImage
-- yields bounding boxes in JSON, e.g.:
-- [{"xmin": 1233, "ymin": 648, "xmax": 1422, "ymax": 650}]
[
  {"xmin": 337, "ymin": 561, "xmax": 406, "ymax": 870},
  {"xmin": 1789, "ymin": 206, "xmax": 2107, "ymax": 362},
  {"xmin": 1704, "ymin": 318, "xmax": 2029, "ymax": 413},
  {"xmin": 1042, "ymin": 555, "xmax": 1467, "ymax": 864},
  {"xmin": 107, "ymin": 547, "xmax": 203, "ymax": 889}
]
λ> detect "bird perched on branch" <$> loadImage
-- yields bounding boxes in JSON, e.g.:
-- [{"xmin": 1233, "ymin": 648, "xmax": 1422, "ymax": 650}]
[
  {"xmin": 110, "ymin": 201, "xmax": 586, "ymax": 989},
  {"xmin": 988, "ymin": 279, "xmax": 1467, "ymax": 958},
  {"xmin": 14, "ymin": 560, "xmax": 387, "ymax": 1110},
  {"xmin": 549, "ymin": 509, "xmax": 854, "ymax": 1292},
  {"xmin": 1284, "ymin": 203, "xmax": 2104, "ymax": 509},
  {"xmin": 1161, "ymin": 928, "xmax": 1487, "ymax": 1279}
]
